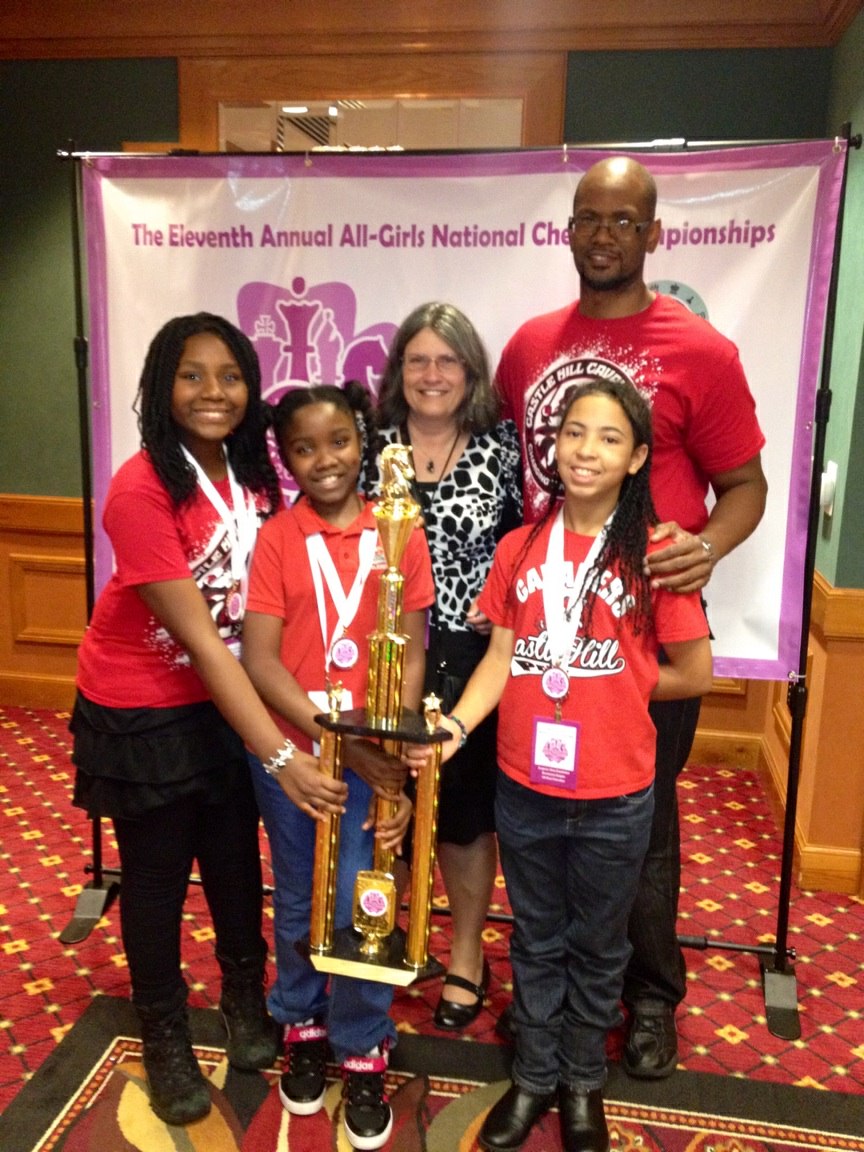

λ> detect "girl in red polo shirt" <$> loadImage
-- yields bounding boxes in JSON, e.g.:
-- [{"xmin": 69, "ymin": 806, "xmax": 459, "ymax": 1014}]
[{"xmin": 242, "ymin": 381, "xmax": 434, "ymax": 1152}]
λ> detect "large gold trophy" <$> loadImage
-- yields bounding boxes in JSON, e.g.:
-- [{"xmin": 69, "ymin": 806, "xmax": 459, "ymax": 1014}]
[{"xmin": 307, "ymin": 444, "xmax": 450, "ymax": 985}]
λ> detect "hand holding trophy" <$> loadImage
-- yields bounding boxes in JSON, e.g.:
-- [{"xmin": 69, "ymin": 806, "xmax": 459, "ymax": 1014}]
[{"xmin": 308, "ymin": 445, "xmax": 451, "ymax": 984}]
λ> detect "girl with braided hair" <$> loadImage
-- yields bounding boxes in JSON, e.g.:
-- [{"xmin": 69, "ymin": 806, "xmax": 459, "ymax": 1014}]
[
  {"xmin": 71, "ymin": 313, "xmax": 345, "ymax": 1127},
  {"xmin": 420, "ymin": 377, "xmax": 713, "ymax": 1152},
  {"xmin": 242, "ymin": 381, "xmax": 434, "ymax": 1151}
]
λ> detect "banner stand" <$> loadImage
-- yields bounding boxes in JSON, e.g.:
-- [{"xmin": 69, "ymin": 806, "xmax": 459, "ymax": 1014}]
[
  {"xmin": 758, "ymin": 121, "xmax": 861, "ymax": 1038},
  {"xmin": 56, "ymin": 133, "xmax": 860, "ymax": 1037},
  {"xmin": 57, "ymin": 146, "xmax": 121, "ymax": 945}
]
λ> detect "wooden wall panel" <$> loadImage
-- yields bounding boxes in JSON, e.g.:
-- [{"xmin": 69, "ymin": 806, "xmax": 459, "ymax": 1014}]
[
  {"xmin": 2, "ymin": 0, "xmax": 862, "ymax": 58},
  {"xmin": 758, "ymin": 573, "xmax": 864, "ymax": 894},
  {"xmin": 178, "ymin": 53, "xmax": 567, "ymax": 151},
  {"xmin": 0, "ymin": 496, "xmax": 86, "ymax": 710}
]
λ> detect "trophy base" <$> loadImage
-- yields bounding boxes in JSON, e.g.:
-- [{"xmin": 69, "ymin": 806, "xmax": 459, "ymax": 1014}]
[{"xmin": 297, "ymin": 926, "xmax": 445, "ymax": 986}]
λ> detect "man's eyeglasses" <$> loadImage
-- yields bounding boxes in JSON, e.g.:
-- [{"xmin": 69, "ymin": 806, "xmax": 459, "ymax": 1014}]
[
  {"xmin": 567, "ymin": 214, "xmax": 654, "ymax": 239},
  {"xmin": 403, "ymin": 353, "xmax": 463, "ymax": 375}
]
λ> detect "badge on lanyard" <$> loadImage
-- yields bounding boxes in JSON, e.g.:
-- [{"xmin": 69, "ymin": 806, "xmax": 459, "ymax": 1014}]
[
  {"xmin": 307, "ymin": 526, "xmax": 378, "ymax": 680},
  {"xmin": 181, "ymin": 445, "xmax": 258, "ymax": 629},
  {"xmin": 530, "ymin": 716, "xmax": 581, "ymax": 790},
  {"xmin": 540, "ymin": 509, "xmax": 612, "ymax": 720},
  {"xmin": 225, "ymin": 582, "xmax": 244, "ymax": 623}
]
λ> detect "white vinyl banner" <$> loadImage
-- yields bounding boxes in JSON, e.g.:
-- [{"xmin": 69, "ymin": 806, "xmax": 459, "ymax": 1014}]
[{"xmin": 82, "ymin": 143, "xmax": 845, "ymax": 679}]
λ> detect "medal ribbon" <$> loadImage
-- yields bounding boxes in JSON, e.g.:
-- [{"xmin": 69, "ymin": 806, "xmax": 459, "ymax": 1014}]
[
  {"xmin": 306, "ymin": 528, "xmax": 378, "ymax": 675},
  {"xmin": 181, "ymin": 445, "xmax": 259, "ymax": 612},
  {"xmin": 542, "ymin": 507, "xmax": 613, "ymax": 675}
]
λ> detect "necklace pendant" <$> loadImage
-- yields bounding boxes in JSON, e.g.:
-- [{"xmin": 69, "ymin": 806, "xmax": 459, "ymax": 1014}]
[
  {"xmin": 225, "ymin": 582, "xmax": 244, "ymax": 623},
  {"xmin": 426, "ymin": 459, "xmax": 435, "ymax": 474},
  {"xmin": 542, "ymin": 665, "xmax": 569, "ymax": 703},
  {"xmin": 331, "ymin": 636, "xmax": 359, "ymax": 669}
]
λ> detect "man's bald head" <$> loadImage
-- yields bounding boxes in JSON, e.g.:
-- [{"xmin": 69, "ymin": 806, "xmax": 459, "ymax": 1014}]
[{"xmin": 575, "ymin": 157, "xmax": 658, "ymax": 220}]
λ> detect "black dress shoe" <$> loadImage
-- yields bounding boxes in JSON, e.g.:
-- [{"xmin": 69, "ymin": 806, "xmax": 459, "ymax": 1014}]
[
  {"xmin": 558, "ymin": 1085, "xmax": 609, "ymax": 1152},
  {"xmin": 623, "ymin": 1005, "xmax": 678, "ymax": 1079},
  {"xmin": 434, "ymin": 958, "xmax": 490, "ymax": 1031},
  {"xmin": 479, "ymin": 1083, "xmax": 556, "ymax": 1151}
]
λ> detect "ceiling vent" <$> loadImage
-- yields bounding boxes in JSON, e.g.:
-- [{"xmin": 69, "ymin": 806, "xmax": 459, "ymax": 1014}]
[{"xmin": 276, "ymin": 114, "xmax": 332, "ymax": 150}]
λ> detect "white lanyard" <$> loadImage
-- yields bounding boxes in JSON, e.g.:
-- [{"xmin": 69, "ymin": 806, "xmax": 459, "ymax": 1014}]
[
  {"xmin": 181, "ymin": 445, "xmax": 259, "ymax": 598},
  {"xmin": 542, "ymin": 507, "xmax": 612, "ymax": 671},
  {"xmin": 306, "ymin": 527, "xmax": 378, "ymax": 675}
]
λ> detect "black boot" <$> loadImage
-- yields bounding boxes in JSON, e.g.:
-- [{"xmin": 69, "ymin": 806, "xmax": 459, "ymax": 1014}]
[
  {"xmin": 479, "ymin": 1083, "xmax": 556, "ymax": 1151},
  {"xmin": 217, "ymin": 944, "xmax": 281, "ymax": 1071},
  {"xmin": 558, "ymin": 1085, "xmax": 609, "ymax": 1152},
  {"xmin": 137, "ymin": 990, "xmax": 211, "ymax": 1126}
]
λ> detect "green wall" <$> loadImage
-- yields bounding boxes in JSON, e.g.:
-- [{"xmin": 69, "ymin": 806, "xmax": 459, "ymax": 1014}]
[
  {"xmin": 564, "ymin": 48, "xmax": 832, "ymax": 144},
  {"xmin": 823, "ymin": 9, "xmax": 864, "ymax": 588},
  {"xmin": 0, "ymin": 60, "xmax": 177, "ymax": 496}
]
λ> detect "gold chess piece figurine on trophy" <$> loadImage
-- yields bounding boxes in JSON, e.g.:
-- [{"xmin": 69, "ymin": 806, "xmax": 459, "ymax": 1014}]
[{"xmin": 307, "ymin": 444, "xmax": 450, "ymax": 984}]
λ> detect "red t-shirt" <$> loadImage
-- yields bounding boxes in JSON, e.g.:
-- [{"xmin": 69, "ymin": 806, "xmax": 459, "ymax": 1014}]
[
  {"xmin": 246, "ymin": 495, "xmax": 435, "ymax": 753},
  {"xmin": 496, "ymin": 294, "xmax": 765, "ymax": 526},
  {"xmin": 76, "ymin": 451, "xmax": 271, "ymax": 709},
  {"xmin": 478, "ymin": 521, "xmax": 709, "ymax": 800}
]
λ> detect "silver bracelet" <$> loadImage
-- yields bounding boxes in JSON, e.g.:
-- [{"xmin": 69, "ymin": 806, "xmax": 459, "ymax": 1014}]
[{"xmin": 263, "ymin": 738, "xmax": 296, "ymax": 777}]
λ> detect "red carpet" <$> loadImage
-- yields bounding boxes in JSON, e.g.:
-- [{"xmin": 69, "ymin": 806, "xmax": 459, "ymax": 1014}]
[{"xmin": 1, "ymin": 703, "xmax": 863, "ymax": 1139}]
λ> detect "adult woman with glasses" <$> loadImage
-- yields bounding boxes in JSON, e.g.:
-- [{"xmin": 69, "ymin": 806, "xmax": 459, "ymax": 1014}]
[{"xmin": 371, "ymin": 302, "xmax": 522, "ymax": 1030}]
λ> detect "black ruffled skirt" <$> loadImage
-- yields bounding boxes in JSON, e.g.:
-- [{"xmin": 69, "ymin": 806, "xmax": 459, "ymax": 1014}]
[{"xmin": 70, "ymin": 692, "xmax": 248, "ymax": 820}]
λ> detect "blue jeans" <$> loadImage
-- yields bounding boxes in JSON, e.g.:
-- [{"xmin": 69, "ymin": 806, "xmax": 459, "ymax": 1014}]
[
  {"xmin": 495, "ymin": 770, "xmax": 654, "ymax": 1094},
  {"xmin": 249, "ymin": 753, "xmax": 396, "ymax": 1063}
]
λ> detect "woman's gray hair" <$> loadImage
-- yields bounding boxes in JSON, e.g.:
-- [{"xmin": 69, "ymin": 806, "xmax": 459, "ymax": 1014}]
[{"xmin": 377, "ymin": 302, "xmax": 500, "ymax": 434}]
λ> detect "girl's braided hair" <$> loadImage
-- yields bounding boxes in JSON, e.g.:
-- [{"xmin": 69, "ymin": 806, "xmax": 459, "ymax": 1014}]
[
  {"xmin": 136, "ymin": 312, "xmax": 281, "ymax": 513},
  {"xmin": 270, "ymin": 380, "xmax": 381, "ymax": 499}
]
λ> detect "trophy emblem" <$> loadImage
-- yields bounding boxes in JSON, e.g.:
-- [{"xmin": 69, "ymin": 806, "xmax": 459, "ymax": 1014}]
[{"xmin": 306, "ymin": 444, "xmax": 451, "ymax": 985}]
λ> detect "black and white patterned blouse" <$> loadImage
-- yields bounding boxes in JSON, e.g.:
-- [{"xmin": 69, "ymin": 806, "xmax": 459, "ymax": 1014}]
[{"xmin": 370, "ymin": 421, "xmax": 523, "ymax": 632}]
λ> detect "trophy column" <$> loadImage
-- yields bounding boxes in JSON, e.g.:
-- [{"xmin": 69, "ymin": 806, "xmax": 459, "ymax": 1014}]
[{"xmin": 306, "ymin": 445, "xmax": 451, "ymax": 985}]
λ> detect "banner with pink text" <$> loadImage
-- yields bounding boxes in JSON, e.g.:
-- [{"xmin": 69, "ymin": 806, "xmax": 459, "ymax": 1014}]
[{"xmin": 81, "ymin": 143, "xmax": 846, "ymax": 679}]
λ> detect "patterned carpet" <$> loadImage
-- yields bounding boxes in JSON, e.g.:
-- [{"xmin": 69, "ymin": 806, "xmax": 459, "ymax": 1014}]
[
  {"xmin": 3, "ymin": 996, "xmax": 863, "ymax": 1152},
  {"xmin": 1, "ymin": 703, "xmax": 863, "ymax": 1122}
]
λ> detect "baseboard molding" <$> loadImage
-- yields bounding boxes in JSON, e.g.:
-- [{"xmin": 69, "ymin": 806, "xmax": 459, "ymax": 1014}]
[
  {"xmin": 0, "ymin": 672, "xmax": 76, "ymax": 711},
  {"xmin": 690, "ymin": 729, "xmax": 762, "ymax": 772},
  {"xmin": 795, "ymin": 844, "xmax": 862, "ymax": 895}
]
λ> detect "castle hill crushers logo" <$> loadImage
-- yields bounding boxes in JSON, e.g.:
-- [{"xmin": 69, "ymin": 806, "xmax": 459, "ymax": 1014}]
[{"xmin": 525, "ymin": 356, "xmax": 653, "ymax": 504}]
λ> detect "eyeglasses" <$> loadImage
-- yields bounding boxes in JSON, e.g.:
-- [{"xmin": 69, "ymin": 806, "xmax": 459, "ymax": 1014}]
[
  {"xmin": 402, "ymin": 353, "xmax": 463, "ymax": 375},
  {"xmin": 567, "ymin": 214, "xmax": 654, "ymax": 239}
]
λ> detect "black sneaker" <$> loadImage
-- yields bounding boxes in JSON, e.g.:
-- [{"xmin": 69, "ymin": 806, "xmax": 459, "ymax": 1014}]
[
  {"xmin": 279, "ymin": 1021, "xmax": 330, "ymax": 1115},
  {"xmin": 341, "ymin": 1048, "xmax": 392, "ymax": 1150}
]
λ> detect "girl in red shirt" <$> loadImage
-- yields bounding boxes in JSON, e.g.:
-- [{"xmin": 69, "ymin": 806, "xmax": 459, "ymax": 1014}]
[
  {"xmin": 242, "ymin": 382, "xmax": 434, "ymax": 1151},
  {"xmin": 71, "ymin": 314, "xmax": 343, "ymax": 1128},
  {"xmin": 431, "ymin": 379, "xmax": 712, "ymax": 1152}
]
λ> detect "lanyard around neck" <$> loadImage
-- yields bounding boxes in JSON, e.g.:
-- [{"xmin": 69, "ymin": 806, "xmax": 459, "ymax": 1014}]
[
  {"xmin": 181, "ymin": 445, "xmax": 259, "ymax": 589},
  {"xmin": 542, "ymin": 506, "xmax": 612, "ymax": 670},
  {"xmin": 306, "ymin": 527, "xmax": 378, "ymax": 675}
]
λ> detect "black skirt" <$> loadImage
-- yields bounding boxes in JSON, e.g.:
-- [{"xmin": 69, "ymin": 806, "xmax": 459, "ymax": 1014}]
[
  {"xmin": 426, "ymin": 628, "xmax": 498, "ymax": 845},
  {"xmin": 70, "ymin": 692, "xmax": 249, "ymax": 820}
]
